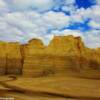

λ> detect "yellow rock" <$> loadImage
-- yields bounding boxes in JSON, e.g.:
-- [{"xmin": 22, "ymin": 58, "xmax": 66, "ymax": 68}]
[
  {"xmin": 6, "ymin": 42, "xmax": 22, "ymax": 74},
  {"xmin": 23, "ymin": 39, "xmax": 46, "ymax": 77},
  {"xmin": 0, "ymin": 42, "xmax": 22, "ymax": 75},
  {"xmin": 23, "ymin": 35, "xmax": 100, "ymax": 77},
  {"xmin": 0, "ymin": 35, "xmax": 100, "ymax": 78},
  {"xmin": 0, "ymin": 42, "xmax": 6, "ymax": 75}
]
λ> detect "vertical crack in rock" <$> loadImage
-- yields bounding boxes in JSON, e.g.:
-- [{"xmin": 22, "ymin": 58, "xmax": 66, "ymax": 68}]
[
  {"xmin": 0, "ymin": 42, "xmax": 6, "ymax": 75},
  {"xmin": 0, "ymin": 35, "xmax": 100, "ymax": 78},
  {"xmin": 0, "ymin": 42, "xmax": 23, "ymax": 75},
  {"xmin": 6, "ymin": 42, "xmax": 22, "ymax": 75}
]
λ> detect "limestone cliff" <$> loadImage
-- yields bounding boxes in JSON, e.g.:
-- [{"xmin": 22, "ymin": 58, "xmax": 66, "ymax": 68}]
[{"xmin": 0, "ymin": 35, "xmax": 100, "ymax": 78}]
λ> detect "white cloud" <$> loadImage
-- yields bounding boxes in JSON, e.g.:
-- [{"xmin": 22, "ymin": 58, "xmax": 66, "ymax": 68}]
[
  {"xmin": 96, "ymin": 0, "xmax": 100, "ymax": 5},
  {"xmin": 61, "ymin": 5, "xmax": 76, "ymax": 13},
  {"xmin": 61, "ymin": 0, "xmax": 76, "ymax": 13},
  {"xmin": 70, "ymin": 5, "xmax": 100, "ymax": 28},
  {"xmin": 0, "ymin": 0, "xmax": 9, "ymax": 13},
  {"xmin": 4, "ymin": 0, "xmax": 76, "ymax": 12},
  {"xmin": 70, "ymin": 14, "xmax": 84, "ymax": 23},
  {"xmin": 72, "ymin": 5, "xmax": 100, "ymax": 21},
  {"xmin": 89, "ymin": 20, "xmax": 100, "ymax": 29},
  {"xmin": 84, "ymin": 30, "xmax": 100, "ymax": 48},
  {"xmin": 0, "ymin": 0, "xmax": 6, "ymax": 8},
  {"xmin": 0, "ymin": 0, "xmax": 99, "ymax": 48},
  {"xmin": 0, "ymin": 11, "xmax": 71, "ymax": 43},
  {"xmin": 65, "ymin": 0, "xmax": 75, "ymax": 5},
  {"xmin": 43, "ymin": 11, "xmax": 70, "ymax": 29},
  {"xmin": 90, "ymin": 5, "xmax": 100, "ymax": 22},
  {"xmin": 9, "ymin": 0, "xmax": 54, "ymax": 12},
  {"xmin": 51, "ymin": 29, "xmax": 83, "ymax": 37}
]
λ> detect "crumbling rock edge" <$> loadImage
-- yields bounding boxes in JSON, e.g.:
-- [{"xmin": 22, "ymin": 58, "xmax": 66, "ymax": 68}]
[{"xmin": 0, "ymin": 35, "xmax": 100, "ymax": 78}]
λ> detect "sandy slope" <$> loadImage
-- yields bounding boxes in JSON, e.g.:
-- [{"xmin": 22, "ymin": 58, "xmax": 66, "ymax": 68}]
[{"xmin": 0, "ymin": 75, "xmax": 100, "ymax": 100}]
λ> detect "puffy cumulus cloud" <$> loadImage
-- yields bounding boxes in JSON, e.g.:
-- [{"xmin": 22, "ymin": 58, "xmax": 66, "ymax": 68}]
[
  {"xmin": 70, "ymin": 5, "xmax": 100, "ymax": 48},
  {"xmin": 88, "ymin": 20, "xmax": 100, "ymax": 29},
  {"xmin": 71, "ymin": 5, "xmax": 100, "ymax": 22},
  {"xmin": 96, "ymin": 0, "xmax": 100, "ymax": 5},
  {"xmin": 60, "ymin": 0, "xmax": 76, "ymax": 13},
  {"xmin": 65, "ymin": 0, "xmax": 75, "ymax": 5},
  {"xmin": 0, "ymin": 0, "xmax": 77, "ymax": 14},
  {"xmin": 0, "ymin": 11, "xmax": 71, "ymax": 43},
  {"xmin": 70, "ymin": 14, "xmax": 84, "ymax": 23},
  {"xmin": 4, "ymin": 0, "xmax": 76, "ymax": 12},
  {"xmin": 0, "ymin": 0, "xmax": 99, "ymax": 48},
  {"xmin": 90, "ymin": 5, "xmax": 100, "ymax": 22},
  {"xmin": 50, "ymin": 29, "xmax": 83, "ymax": 37},
  {"xmin": 8, "ymin": 0, "xmax": 54, "ymax": 12},
  {"xmin": 0, "ymin": 0, "xmax": 9, "ymax": 13},
  {"xmin": 61, "ymin": 5, "xmax": 76, "ymax": 13},
  {"xmin": 84, "ymin": 30, "xmax": 100, "ymax": 48},
  {"xmin": 70, "ymin": 5, "xmax": 100, "ymax": 28},
  {"xmin": 0, "ymin": 0, "xmax": 6, "ymax": 8},
  {"xmin": 42, "ymin": 11, "xmax": 70, "ymax": 29}
]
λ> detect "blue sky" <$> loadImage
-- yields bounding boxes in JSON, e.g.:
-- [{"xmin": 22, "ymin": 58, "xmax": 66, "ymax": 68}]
[{"xmin": 0, "ymin": 0, "xmax": 100, "ymax": 48}]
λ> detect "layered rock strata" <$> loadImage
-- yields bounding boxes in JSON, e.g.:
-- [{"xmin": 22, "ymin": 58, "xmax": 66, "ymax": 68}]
[
  {"xmin": 6, "ymin": 42, "xmax": 22, "ymax": 74},
  {"xmin": 0, "ymin": 42, "xmax": 6, "ymax": 75},
  {"xmin": 0, "ymin": 42, "xmax": 22, "ymax": 75},
  {"xmin": 0, "ymin": 35, "xmax": 100, "ymax": 77},
  {"xmin": 23, "ymin": 35, "xmax": 100, "ymax": 77}
]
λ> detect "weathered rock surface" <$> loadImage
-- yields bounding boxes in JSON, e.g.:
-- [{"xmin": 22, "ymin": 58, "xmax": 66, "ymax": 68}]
[
  {"xmin": 6, "ymin": 42, "xmax": 22, "ymax": 74},
  {"xmin": 23, "ymin": 39, "xmax": 46, "ymax": 77},
  {"xmin": 0, "ymin": 35, "xmax": 100, "ymax": 77},
  {"xmin": 0, "ymin": 42, "xmax": 22, "ymax": 75},
  {"xmin": 0, "ymin": 42, "xmax": 6, "ymax": 75},
  {"xmin": 23, "ymin": 35, "xmax": 100, "ymax": 77}
]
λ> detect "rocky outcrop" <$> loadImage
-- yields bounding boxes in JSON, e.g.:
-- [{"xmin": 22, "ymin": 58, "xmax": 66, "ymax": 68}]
[
  {"xmin": 0, "ymin": 35, "xmax": 100, "ymax": 78},
  {"xmin": 23, "ymin": 35, "xmax": 100, "ymax": 77},
  {"xmin": 0, "ymin": 42, "xmax": 6, "ymax": 75},
  {"xmin": 6, "ymin": 42, "xmax": 22, "ymax": 74},
  {"xmin": 0, "ymin": 42, "xmax": 22, "ymax": 75},
  {"xmin": 23, "ymin": 39, "xmax": 46, "ymax": 77}
]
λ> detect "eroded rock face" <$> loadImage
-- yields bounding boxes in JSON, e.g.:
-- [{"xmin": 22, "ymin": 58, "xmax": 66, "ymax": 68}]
[
  {"xmin": 23, "ymin": 39, "xmax": 46, "ymax": 77},
  {"xmin": 0, "ymin": 35, "xmax": 100, "ymax": 77},
  {"xmin": 0, "ymin": 42, "xmax": 22, "ymax": 75},
  {"xmin": 6, "ymin": 42, "xmax": 22, "ymax": 74},
  {"xmin": 23, "ymin": 35, "xmax": 100, "ymax": 77},
  {"xmin": 0, "ymin": 42, "xmax": 6, "ymax": 75}
]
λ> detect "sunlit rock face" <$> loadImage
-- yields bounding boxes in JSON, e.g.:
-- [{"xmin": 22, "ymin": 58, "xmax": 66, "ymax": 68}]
[
  {"xmin": 0, "ymin": 42, "xmax": 22, "ymax": 75},
  {"xmin": 22, "ymin": 35, "xmax": 100, "ymax": 77},
  {"xmin": 45, "ymin": 35, "xmax": 85, "ymax": 73},
  {"xmin": 6, "ymin": 42, "xmax": 22, "ymax": 74},
  {"xmin": 23, "ymin": 39, "xmax": 46, "ymax": 77},
  {"xmin": 0, "ymin": 35, "xmax": 100, "ymax": 77},
  {"xmin": 0, "ymin": 42, "xmax": 6, "ymax": 75}
]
